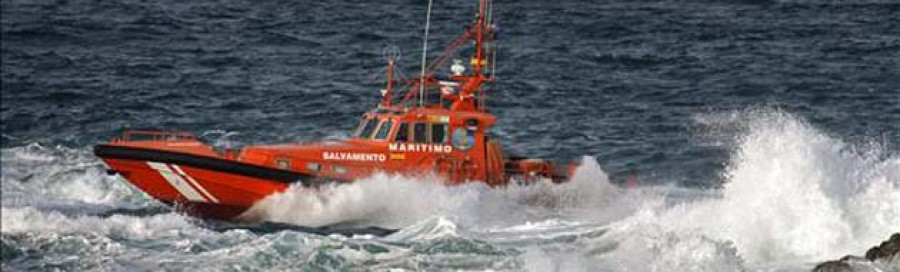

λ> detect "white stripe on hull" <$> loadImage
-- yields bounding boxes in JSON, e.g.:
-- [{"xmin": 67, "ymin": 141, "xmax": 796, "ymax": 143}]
[
  {"xmin": 171, "ymin": 164, "xmax": 219, "ymax": 203},
  {"xmin": 147, "ymin": 162, "xmax": 208, "ymax": 202}
]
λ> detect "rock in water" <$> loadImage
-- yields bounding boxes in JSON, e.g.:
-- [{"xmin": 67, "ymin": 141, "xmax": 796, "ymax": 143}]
[
  {"xmin": 812, "ymin": 260, "xmax": 854, "ymax": 272},
  {"xmin": 864, "ymin": 233, "xmax": 900, "ymax": 262},
  {"xmin": 812, "ymin": 233, "xmax": 900, "ymax": 272}
]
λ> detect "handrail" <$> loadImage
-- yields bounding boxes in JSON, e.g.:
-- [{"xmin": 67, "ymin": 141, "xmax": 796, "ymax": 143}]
[{"xmin": 115, "ymin": 130, "xmax": 196, "ymax": 143}]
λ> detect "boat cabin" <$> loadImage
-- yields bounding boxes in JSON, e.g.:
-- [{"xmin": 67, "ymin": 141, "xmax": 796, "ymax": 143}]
[{"xmin": 343, "ymin": 106, "xmax": 505, "ymax": 184}]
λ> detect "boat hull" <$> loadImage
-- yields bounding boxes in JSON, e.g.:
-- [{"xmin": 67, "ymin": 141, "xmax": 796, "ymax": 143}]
[{"xmin": 95, "ymin": 145, "xmax": 314, "ymax": 220}]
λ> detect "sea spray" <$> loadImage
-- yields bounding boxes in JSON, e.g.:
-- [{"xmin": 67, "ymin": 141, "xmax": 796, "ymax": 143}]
[
  {"xmin": 712, "ymin": 110, "xmax": 855, "ymax": 262},
  {"xmin": 241, "ymin": 156, "xmax": 628, "ymax": 229},
  {"xmin": 571, "ymin": 110, "xmax": 900, "ymax": 271},
  {"xmin": 706, "ymin": 110, "xmax": 899, "ymax": 263},
  {"xmin": 239, "ymin": 173, "xmax": 484, "ymax": 228}
]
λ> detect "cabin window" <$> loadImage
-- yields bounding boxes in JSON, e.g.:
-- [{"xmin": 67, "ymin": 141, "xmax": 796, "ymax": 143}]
[
  {"xmin": 395, "ymin": 122, "xmax": 409, "ymax": 142},
  {"xmin": 358, "ymin": 118, "xmax": 378, "ymax": 139},
  {"xmin": 431, "ymin": 124, "xmax": 447, "ymax": 143},
  {"xmin": 413, "ymin": 123, "xmax": 427, "ymax": 143},
  {"xmin": 374, "ymin": 120, "xmax": 393, "ymax": 140}
]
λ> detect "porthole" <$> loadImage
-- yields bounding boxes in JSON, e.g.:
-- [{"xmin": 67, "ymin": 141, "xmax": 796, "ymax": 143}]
[
  {"xmin": 275, "ymin": 158, "xmax": 291, "ymax": 169},
  {"xmin": 306, "ymin": 162, "xmax": 321, "ymax": 172},
  {"xmin": 332, "ymin": 165, "xmax": 347, "ymax": 175}
]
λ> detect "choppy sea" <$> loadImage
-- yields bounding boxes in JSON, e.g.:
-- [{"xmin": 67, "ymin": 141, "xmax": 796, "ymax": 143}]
[{"xmin": 2, "ymin": 0, "xmax": 899, "ymax": 271}]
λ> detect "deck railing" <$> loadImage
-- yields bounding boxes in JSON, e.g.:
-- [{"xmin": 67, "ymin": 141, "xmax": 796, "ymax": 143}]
[{"xmin": 113, "ymin": 130, "xmax": 196, "ymax": 143}]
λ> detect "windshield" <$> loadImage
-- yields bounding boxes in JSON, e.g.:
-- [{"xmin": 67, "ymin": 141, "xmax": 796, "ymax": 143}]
[
  {"xmin": 395, "ymin": 123, "xmax": 409, "ymax": 142},
  {"xmin": 357, "ymin": 118, "xmax": 379, "ymax": 138},
  {"xmin": 431, "ymin": 123, "xmax": 447, "ymax": 143},
  {"xmin": 374, "ymin": 120, "xmax": 394, "ymax": 140}
]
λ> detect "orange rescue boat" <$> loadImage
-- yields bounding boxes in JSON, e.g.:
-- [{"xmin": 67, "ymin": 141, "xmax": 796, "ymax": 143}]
[{"xmin": 95, "ymin": 0, "xmax": 570, "ymax": 220}]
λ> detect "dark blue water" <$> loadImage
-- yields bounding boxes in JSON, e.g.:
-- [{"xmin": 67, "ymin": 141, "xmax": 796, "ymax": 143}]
[{"xmin": 2, "ymin": 0, "xmax": 899, "ymax": 271}]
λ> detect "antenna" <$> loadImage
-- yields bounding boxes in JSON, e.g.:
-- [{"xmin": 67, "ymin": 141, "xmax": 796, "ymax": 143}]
[
  {"xmin": 418, "ymin": 0, "xmax": 435, "ymax": 107},
  {"xmin": 381, "ymin": 45, "xmax": 401, "ymax": 107}
]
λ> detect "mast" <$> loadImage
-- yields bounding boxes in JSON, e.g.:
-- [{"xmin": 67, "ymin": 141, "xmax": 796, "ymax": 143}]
[
  {"xmin": 380, "ymin": 46, "xmax": 399, "ymax": 108},
  {"xmin": 397, "ymin": 0, "xmax": 495, "ymax": 111},
  {"xmin": 383, "ymin": 57, "xmax": 394, "ymax": 107},
  {"xmin": 418, "ymin": 0, "xmax": 435, "ymax": 107},
  {"xmin": 473, "ymin": 0, "xmax": 487, "ymax": 78},
  {"xmin": 474, "ymin": 0, "xmax": 492, "ymax": 111}
]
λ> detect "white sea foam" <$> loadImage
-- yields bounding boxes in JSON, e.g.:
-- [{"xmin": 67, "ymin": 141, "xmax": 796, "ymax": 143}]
[
  {"xmin": 548, "ymin": 110, "xmax": 900, "ymax": 271},
  {"xmin": 240, "ymin": 155, "xmax": 629, "ymax": 229},
  {"xmin": 0, "ymin": 143, "xmax": 150, "ymax": 207},
  {"xmin": 1, "ymin": 206, "xmax": 196, "ymax": 239},
  {"xmin": 239, "ymin": 173, "xmax": 484, "ymax": 228}
]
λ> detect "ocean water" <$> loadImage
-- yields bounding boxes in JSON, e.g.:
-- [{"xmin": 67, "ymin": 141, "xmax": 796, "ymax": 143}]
[{"xmin": 2, "ymin": 0, "xmax": 899, "ymax": 271}]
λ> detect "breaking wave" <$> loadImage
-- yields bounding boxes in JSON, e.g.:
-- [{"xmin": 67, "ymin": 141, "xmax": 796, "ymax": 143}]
[{"xmin": 565, "ymin": 109, "xmax": 900, "ymax": 271}]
